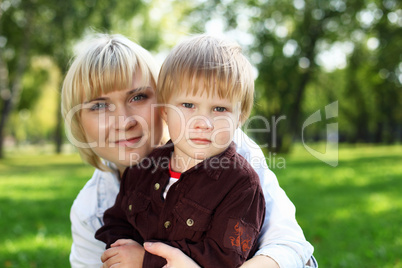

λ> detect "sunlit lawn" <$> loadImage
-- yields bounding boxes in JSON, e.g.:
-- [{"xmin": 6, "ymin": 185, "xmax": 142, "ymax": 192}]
[
  {"xmin": 273, "ymin": 144, "xmax": 402, "ymax": 268},
  {"xmin": 0, "ymin": 144, "xmax": 401, "ymax": 267},
  {"xmin": 0, "ymin": 152, "xmax": 93, "ymax": 268}
]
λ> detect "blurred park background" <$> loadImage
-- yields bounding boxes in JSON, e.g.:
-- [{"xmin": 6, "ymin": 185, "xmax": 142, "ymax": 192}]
[{"xmin": 0, "ymin": 0, "xmax": 401, "ymax": 267}]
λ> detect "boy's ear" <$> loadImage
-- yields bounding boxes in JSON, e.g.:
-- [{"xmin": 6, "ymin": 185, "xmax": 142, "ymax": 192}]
[
  {"xmin": 236, "ymin": 111, "xmax": 242, "ymax": 129},
  {"xmin": 160, "ymin": 106, "xmax": 168, "ymax": 122}
]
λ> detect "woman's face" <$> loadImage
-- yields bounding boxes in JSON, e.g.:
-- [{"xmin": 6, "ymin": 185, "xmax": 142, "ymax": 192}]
[{"xmin": 80, "ymin": 76, "xmax": 163, "ymax": 174}]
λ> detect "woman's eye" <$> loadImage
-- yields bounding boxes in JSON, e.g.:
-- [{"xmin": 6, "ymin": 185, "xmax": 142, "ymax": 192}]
[
  {"xmin": 131, "ymin": 93, "xmax": 148, "ymax": 102},
  {"xmin": 182, "ymin": 103, "xmax": 194, "ymax": 109},
  {"xmin": 90, "ymin": 102, "xmax": 108, "ymax": 111},
  {"xmin": 214, "ymin": 107, "xmax": 227, "ymax": 112}
]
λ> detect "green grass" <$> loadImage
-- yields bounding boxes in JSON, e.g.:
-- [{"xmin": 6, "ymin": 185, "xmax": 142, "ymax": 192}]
[
  {"xmin": 0, "ymin": 144, "xmax": 401, "ymax": 267},
  {"xmin": 272, "ymin": 144, "xmax": 402, "ymax": 268},
  {"xmin": 0, "ymin": 153, "xmax": 93, "ymax": 268}
]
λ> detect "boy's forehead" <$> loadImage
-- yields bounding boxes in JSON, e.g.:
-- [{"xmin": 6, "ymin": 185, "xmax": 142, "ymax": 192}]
[
  {"xmin": 171, "ymin": 89, "xmax": 238, "ymax": 104},
  {"xmin": 167, "ymin": 73, "xmax": 242, "ymax": 104},
  {"xmin": 178, "ymin": 77, "xmax": 221, "ymax": 95}
]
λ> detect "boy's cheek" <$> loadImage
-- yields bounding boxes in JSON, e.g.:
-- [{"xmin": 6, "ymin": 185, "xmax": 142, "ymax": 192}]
[{"xmin": 212, "ymin": 130, "xmax": 234, "ymax": 147}]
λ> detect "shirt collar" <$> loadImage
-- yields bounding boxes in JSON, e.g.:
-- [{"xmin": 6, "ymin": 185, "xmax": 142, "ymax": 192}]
[{"xmin": 169, "ymin": 162, "xmax": 182, "ymax": 179}]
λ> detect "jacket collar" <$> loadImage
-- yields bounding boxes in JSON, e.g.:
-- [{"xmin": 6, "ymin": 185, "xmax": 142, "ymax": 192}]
[{"xmin": 147, "ymin": 140, "xmax": 237, "ymax": 181}]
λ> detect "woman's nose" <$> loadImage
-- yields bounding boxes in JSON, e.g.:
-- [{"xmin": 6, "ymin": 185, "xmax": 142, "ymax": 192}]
[{"xmin": 112, "ymin": 106, "xmax": 137, "ymax": 130}]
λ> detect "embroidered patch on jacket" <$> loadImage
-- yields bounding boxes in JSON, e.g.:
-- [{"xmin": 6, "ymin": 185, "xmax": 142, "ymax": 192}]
[{"xmin": 224, "ymin": 218, "xmax": 256, "ymax": 257}]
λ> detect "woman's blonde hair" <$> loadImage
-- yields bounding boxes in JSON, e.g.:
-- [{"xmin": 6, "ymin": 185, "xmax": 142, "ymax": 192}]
[
  {"xmin": 157, "ymin": 34, "xmax": 254, "ymax": 125},
  {"xmin": 61, "ymin": 33, "xmax": 159, "ymax": 171}
]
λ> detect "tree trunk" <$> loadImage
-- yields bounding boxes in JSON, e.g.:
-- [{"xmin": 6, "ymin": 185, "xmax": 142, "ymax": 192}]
[
  {"xmin": 54, "ymin": 91, "xmax": 63, "ymax": 154},
  {"xmin": 53, "ymin": 45, "xmax": 69, "ymax": 154},
  {"xmin": 0, "ymin": 56, "xmax": 10, "ymax": 158},
  {"xmin": 288, "ymin": 27, "xmax": 319, "ymax": 142},
  {"xmin": 0, "ymin": 13, "xmax": 32, "ymax": 158}
]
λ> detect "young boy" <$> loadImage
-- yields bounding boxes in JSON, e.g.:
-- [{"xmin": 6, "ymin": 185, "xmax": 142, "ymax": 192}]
[{"xmin": 95, "ymin": 34, "xmax": 266, "ymax": 268}]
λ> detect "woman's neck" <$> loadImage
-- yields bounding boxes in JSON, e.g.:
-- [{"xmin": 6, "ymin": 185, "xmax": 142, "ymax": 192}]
[{"xmin": 116, "ymin": 165, "xmax": 128, "ymax": 180}]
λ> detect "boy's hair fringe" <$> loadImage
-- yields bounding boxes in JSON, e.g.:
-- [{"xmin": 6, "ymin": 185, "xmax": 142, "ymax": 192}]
[{"xmin": 156, "ymin": 34, "xmax": 255, "ymax": 125}]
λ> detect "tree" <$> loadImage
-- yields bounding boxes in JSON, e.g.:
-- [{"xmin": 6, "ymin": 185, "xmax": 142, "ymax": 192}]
[
  {"xmin": 186, "ymin": 0, "xmax": 401, "ymax": 150},
  {"xmin": 0, "ymin": 0, "xmax": 150, "ymax": 157}
]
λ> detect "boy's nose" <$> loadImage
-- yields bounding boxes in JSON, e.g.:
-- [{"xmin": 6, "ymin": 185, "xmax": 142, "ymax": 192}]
[{"xmin": 191, "ymin": 115, "xmax": 214, "ymax": 131}]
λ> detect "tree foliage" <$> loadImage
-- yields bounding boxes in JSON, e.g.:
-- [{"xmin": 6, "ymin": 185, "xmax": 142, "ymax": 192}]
[
  {"xmin": 0, "ymin": 0, "xmax": 153, "ymax": 157},
  {"xmin": 1, "ymin": 0, "xmax": 401, "ymax": 156},
  {"xmin": 187, "ymin": 0, "xmax": 402, "ymax": 151}
]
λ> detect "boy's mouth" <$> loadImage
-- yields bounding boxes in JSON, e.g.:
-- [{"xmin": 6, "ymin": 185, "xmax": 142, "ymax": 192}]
[{"xmin": 189, "ymin": 138, "xmax": 211, "ymax": 145}]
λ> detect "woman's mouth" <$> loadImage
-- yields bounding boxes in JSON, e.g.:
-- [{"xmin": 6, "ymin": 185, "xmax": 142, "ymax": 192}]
[{"xmin": 115, "ymin": 136, "xmax": 142, "ymax": 147}]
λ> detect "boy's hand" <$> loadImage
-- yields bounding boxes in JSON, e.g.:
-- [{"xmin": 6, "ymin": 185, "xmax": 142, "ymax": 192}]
[
  {"xmin": 144, "ymin": 242, "xmax": 201, "ymax": 268},
  {"xmin": 100, "ymin": 239, "xmax": 145, "ymax": 268}
]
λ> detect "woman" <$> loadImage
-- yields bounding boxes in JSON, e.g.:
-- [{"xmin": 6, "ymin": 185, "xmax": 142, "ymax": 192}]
[{"xmin": 62, "ymin": 33, "xmax": 316, "ymax": 268}]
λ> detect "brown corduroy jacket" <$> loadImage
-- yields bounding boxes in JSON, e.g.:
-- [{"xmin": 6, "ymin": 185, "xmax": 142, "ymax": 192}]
[{"xmin": 95, "ymin": 141, "xmax": 265, "ymax": 268}]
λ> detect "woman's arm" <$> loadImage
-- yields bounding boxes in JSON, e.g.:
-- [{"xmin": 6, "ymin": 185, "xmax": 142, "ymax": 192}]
[
  {"xmin": 143, "ymin": 243, "xmax": 280, "ymax": 268},
  {"xmin": 70, "ymin": 169, "xmax": 121, "ymax": 268},
  {"xmin": 251, "ymin": 168, "xmax": 315, "ymax": 267},
  {"xmin": 69, "ymin": 170, "xmax": 112, "ymax": 268},
  {"xmin": 70, "ymin": 199, "xmax": 106, "ymax": 268},
  {"xmin": 241, "ymin": 255, "xmax": 279, "ymax": 268},
  {"xmin": 144, "ymin": 242, "xmax": 200, "ymax": 268},
  {"xmin": 234, "ymin": 129, "xmax": 315, "ymax": 267}
]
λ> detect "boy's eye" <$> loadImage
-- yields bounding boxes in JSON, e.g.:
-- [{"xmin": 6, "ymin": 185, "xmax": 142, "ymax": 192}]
[
  {"xmin": 182, "ymin": 103, "xmax": 194, "ymax": 109},
  {"xmin": 214, "ymin": 107, "xmax": 227, "ymax": 112},
  {"xmin": 90, "ymin": 102, "xmax": 108, "ymax": 111}
]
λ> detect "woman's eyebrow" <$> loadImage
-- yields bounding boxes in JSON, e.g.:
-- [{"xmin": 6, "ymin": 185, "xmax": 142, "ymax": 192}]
[
  {"xmin": 84, "ymin": 97, "xmax": 108, "ymax": 104},
  {"xmin": 126, "ymin": 86, "xmax": 152, "ymax": 95},
  {"xmin": 84, "ymin": 86, "xmax": 152, "ymax": 103}
]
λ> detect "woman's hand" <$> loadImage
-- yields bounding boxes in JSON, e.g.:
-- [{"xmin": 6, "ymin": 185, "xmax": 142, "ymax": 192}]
[
  {"xmin": 144, "ymin": 242, "xmax": 201, "ymax": 268},
  {"xmin": 240, "ymin": 255, "xmax": 280, "ymax": 268},
  {"xmin": 101, "ymin": 239, "xmax": 145, "ymax": 268}
]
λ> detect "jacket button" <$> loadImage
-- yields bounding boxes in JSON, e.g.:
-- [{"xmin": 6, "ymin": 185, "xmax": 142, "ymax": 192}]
[
  {"xmin": 164, "ymin": 221, "xmax": 171, "ymax": 229},
  {"xmin": 154, "ymin": 183, "xmax": 160, "ymax": 190},
  {"xmin": 128, "ymin": 204, "xmax": 132, "ymax": 211},
  {"xmin": 186, "ymin": 218, "xmax": 194, "ymax": 227}
]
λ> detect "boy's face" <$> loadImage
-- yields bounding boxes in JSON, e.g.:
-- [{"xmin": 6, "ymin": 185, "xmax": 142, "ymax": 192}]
[{"xmin": 162, "ymin": 88, "xmax": 241, "ymax": 171}]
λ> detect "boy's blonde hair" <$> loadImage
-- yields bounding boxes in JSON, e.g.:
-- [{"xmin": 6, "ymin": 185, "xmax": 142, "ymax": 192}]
[
  {"xmin": 157, "ymin": 34, "xmax": 254, "ymax": 124},
  {"xmin": 61, "ymin": 33, "xmax": 159, "ymax": 171}
]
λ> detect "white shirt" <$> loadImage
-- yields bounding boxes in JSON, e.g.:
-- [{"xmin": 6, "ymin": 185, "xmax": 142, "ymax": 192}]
[{"xmin": 70, "ymin": 129, "xmax": 317, "ymax": 268}]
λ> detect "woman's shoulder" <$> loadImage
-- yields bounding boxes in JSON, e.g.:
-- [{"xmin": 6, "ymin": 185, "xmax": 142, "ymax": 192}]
[
  {"xmin": 233, "ymin": 129, "xmax": 265, "ymax": 159},
  {"xmin": 71, "ymin": 168, "xmax": 120, "ymax": 221}
]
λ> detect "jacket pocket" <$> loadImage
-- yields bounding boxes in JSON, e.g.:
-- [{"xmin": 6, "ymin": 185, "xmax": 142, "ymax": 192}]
[
  {"xmin": 172, "ymin": 197, "xmax": 213, "ymax": 240},
  {"xmin": 126, "ymin": 192, "xmax": 151, "ymax": 238},
  {"xmin": 126, "ymin": 192, "xmax": 150, "ymax": 213}
]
